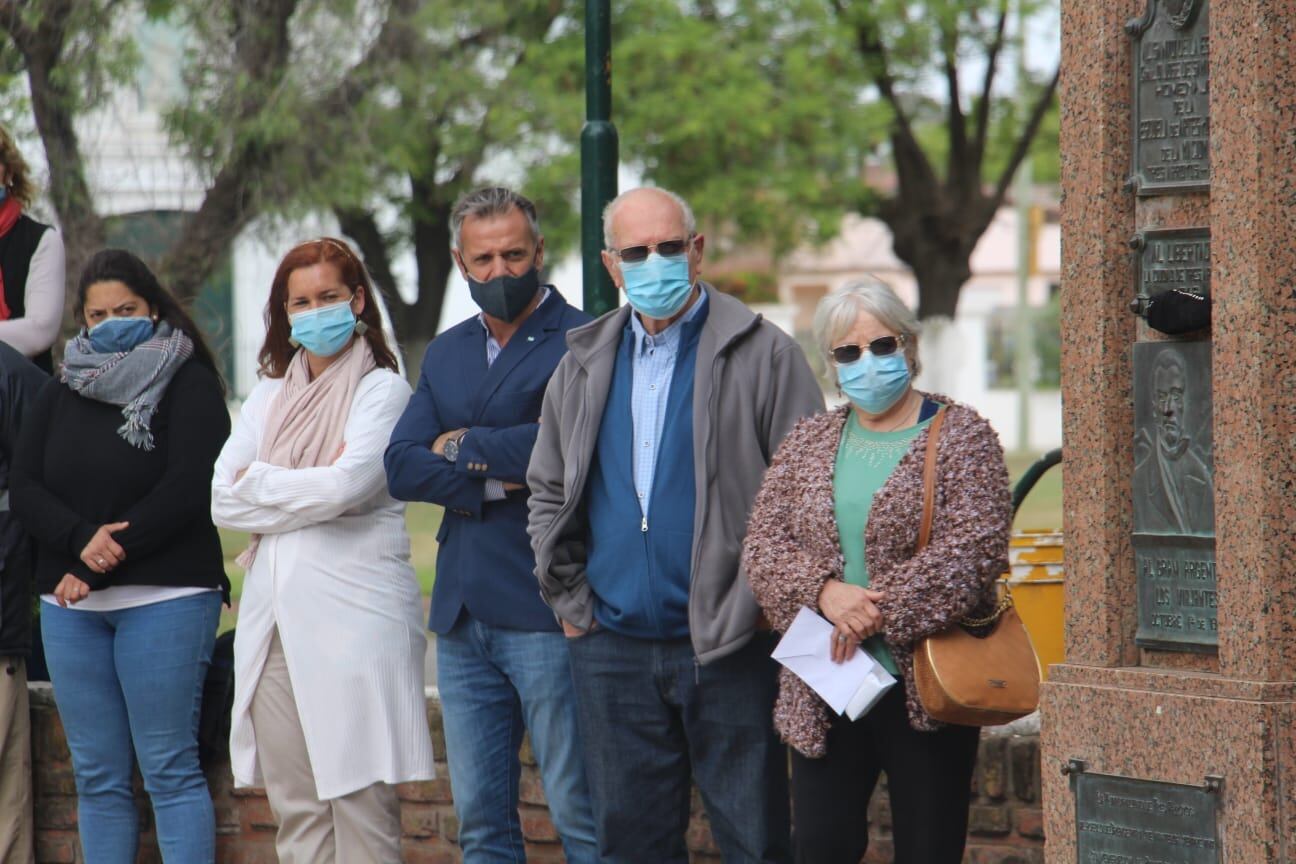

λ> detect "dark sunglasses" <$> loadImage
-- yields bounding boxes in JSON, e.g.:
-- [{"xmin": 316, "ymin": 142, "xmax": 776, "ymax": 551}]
[
  {"xmin": 612, "ymin": 237, "xmax": 692, "ymax": 264},
  {"xmin": 831, "ymin": 335, "xmax": 905, "ymax": 365}
]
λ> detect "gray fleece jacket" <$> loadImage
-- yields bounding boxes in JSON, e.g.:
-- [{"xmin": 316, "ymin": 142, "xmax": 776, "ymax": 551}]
[{"xmin": 526, "ymin": 284, "xmax": 824, "ymax": 663}]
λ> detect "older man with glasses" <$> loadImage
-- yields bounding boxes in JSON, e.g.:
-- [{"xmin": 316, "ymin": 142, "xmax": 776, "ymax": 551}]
[{"xmin": 527, "ymin": 186, "xmax": 823, "ymax": 863}]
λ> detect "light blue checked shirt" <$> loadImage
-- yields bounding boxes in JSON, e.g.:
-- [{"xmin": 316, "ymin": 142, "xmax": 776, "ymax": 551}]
[
  {"xmin": 628, "ymin": 289, "xmax": 708, "ymax": 517},
  {"xmin": 476, "ymin": 288, "xmax": 550, "ymax": 501}
]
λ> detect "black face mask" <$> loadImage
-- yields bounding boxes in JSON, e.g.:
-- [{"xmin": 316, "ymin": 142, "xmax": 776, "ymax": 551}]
[{"xmin": 468, "ymin": 266, "xmax": 541, "ymax": 322}]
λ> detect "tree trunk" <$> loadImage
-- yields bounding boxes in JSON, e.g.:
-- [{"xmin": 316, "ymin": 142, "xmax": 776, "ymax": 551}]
[
  {"xmin": 21, "ymin": 36, "xmax": 106, "ymax": 302},
  {"xmin": 156, "ymin": 152, "xmax": 265, "ymax": 302},
  {"xmin": 881, "ymin": 198, "xmax": 993, "ymax": 320},
  {"xmin": 398, "ymin": 197, "xmax": 454, "ymax": 371},
  {"xmin": 909, "ymin": 251, "xmax": 973, "ymax": 320},
  {"xmin": 337, "ymin": 195, "xmax": 456, "ymax": 375}
]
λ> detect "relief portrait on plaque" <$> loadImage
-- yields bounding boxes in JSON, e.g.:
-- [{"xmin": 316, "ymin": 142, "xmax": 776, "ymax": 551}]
[
  {"xmin": 1133, "ymin": 345, "xmax": 1215, "ymax": 536},
  {"xmin": 1162, "ymin": 0, "xmax": 1203, "ymax": 30}
]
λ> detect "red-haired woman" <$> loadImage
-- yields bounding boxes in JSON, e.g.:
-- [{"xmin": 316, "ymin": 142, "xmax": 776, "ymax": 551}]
[{"xmin": 211, "ymin": 238, "xmax": 434, "ymax": 862}]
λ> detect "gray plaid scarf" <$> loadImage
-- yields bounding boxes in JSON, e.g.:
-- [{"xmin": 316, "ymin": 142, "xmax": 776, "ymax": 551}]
[{"xmin": 62, "ymin": 320, "xmax": 194, "ymax": 450}]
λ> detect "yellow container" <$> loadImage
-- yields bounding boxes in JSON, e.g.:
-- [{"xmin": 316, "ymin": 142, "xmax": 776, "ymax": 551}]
[{"xmin": 1000, "ymin": 530, "xmax": 1064, "ymax": 680}]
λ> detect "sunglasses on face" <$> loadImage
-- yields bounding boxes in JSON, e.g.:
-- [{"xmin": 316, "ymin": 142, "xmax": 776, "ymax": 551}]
[
  {"xmin": 830, "ymin": 335, "xmax": 905, "ymax": 365},
  {"xmin": 611, "ymin": 237, "xmax": 692, "ymax": 264}
]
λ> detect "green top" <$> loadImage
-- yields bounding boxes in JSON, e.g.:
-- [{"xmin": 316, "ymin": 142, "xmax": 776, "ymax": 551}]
[{"xmin": 833, "ymin": 411, "xmax": 933, "ymax": 674}]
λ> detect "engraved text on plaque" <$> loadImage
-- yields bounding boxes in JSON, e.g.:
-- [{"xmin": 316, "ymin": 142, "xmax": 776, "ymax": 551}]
[
  {"xmin": 1128, "ymin": 0, "xmax": 1210, "ymax": 195},
  {"xmin": 1074, "ymin": 771, "xmax": 1220, "ymax": 864}
]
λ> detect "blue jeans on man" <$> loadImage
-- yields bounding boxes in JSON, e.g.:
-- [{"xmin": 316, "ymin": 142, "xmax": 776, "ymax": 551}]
[
  {"xmin": 437, "ymin": 614, "xmax": 598, "ymax": 863},
  {"xmin": 42, "ymin": 591, "xmax": 220, "ymax": 864},
  {"xmin": 565, "ymin": 627, "xmax": 791, "ymax": 864}
]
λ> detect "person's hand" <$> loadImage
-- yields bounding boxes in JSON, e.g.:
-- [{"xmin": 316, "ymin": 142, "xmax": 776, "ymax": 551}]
[
  {"xmin": 432, "ymin": 428, "xmax": 467, "ymax": 456},
  {"xmin": 80, "ymin": 522, "xmax": 129, "ymax": 574},
  {"xmin": 561, "ymin": 619, "xmax": 597, "ymax": 639},
  {"xmin": 53, "ymin": 573, "xmax": 91, "ymax": 607},
  {"xmin": 818, "ymin": 581, "xmax": 886, "ymax": 664},
  {"xmin": 501, "ymin": 481, "xmax": 527, "ymax": 492}
]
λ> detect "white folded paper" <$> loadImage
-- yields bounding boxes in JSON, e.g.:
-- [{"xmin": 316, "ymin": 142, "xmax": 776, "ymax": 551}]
[{"xmin": 771, "ymin": 606, "xmax": 897, "ymax": 720}]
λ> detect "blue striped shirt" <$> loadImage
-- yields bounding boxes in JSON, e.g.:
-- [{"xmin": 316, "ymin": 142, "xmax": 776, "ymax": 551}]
[
  {"xmin": 628, "ymin": 289, "xmax": 708, "ymax": 517},
  {"xmin": 476, "ymin": 288, "xmax": 550, "ymax": 500}
]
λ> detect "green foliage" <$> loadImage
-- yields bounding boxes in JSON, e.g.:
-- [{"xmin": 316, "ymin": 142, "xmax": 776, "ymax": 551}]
[
  {"xmin": 1, "ymin": 0, "xmax": 1057, "ymax": 340},
  {"xmin": 612, "ymin": 0, "xmax": 888, "ymax": 255},
  {"xmin": 0, "ymin": 2, "xmax": 142, "ymax": 121},
  {"xmin": 708, "ymin": 270, "xmax": 779, "ymax": 304},
  {"xmin": 162, "ymin": 0, "xmax": 587, "ymax": 256}
]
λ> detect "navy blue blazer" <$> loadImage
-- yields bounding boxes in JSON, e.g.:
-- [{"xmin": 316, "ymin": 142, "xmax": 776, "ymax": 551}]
[{"xmin": 385, "ymin": 289, "xmax": 591, "ymax": 634}]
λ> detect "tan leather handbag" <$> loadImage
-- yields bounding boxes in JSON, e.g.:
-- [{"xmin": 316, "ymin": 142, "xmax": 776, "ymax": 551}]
[{"xmin": 909, "ymin": 408, "xmax": 1042, "ymax": 727}]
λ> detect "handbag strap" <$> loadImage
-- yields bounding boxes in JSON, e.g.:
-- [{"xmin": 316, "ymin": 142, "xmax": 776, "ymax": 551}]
[
  {"xmin": 916, "ymin": 405, "xmax": 948, "ymax": 553},
  {"xmin": 916, "ymin": 403, "xmax": 1015, "ymax": 626}
]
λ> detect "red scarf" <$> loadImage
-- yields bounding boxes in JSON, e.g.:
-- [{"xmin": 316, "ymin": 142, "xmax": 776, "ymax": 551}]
[{"xmin": 0, "ymin": 196, "xmax": 22, "ymax": 321}]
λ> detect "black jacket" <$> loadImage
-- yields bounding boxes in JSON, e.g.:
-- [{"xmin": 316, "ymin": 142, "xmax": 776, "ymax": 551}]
[
  {"xmin": 11, "ymin": 358, "xmax": 230, "ymax": 599},
  {"xmin": 0, "ymin": 342, "xmax": 48, "ymax": 656}
]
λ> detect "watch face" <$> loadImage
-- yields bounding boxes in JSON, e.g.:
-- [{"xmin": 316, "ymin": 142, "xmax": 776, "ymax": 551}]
[{"xmin": 444, "ymin": 438, "xmax": 458, "ymax": 462}]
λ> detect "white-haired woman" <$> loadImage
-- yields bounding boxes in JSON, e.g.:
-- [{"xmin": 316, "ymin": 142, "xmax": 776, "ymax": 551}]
[{"xmin": 742, "ymin": 280, "xmax": 1013, "ymax": 863}]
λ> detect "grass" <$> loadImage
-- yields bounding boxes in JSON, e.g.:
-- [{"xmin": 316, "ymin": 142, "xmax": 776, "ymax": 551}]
[
  {"xmin": 1007, "ymin": 450, "xmax": 1064, "ymax": 532},
  {"xmin": 215, "ymin": 453, "xmax": 1063, "ymax": 632}
]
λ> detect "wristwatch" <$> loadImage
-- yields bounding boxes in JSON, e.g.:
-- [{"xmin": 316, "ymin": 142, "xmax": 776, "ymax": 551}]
[{"xmin": 442, "ymin": 430, "xmax": 468, "ymax": 463}]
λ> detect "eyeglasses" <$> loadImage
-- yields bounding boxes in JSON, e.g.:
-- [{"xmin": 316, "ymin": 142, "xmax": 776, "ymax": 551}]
[
  {"xmin": 610, "ymin": 236, "xmax": 693, "ymax": 264},
  {"xmin": 830, "ymin": 335, "xmax": 905, "ymax": 365}
]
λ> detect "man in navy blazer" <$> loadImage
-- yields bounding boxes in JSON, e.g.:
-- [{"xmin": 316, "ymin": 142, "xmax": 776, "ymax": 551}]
[{"xmin": 385, "ymin": 187, "xmax": 596, "ymax": 863}]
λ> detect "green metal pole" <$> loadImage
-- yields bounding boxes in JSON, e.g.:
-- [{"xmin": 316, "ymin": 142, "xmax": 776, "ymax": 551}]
[
  {"xmin": 581, "ymin": 0, "xmax": 619, "ymax": 316},
  {"xmin": 1012, "ymin": 0, "xmax": 1035, "ymax": 455}
]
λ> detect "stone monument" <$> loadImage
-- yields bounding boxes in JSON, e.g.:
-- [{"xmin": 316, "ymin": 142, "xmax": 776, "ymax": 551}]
[{"xmin": 1042, "ymin": 0, "xmax": 1296, "ymax": 860}]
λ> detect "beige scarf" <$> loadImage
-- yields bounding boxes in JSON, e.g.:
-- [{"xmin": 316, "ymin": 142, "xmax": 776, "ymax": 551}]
[{"xmin": 236, "ymin": 337, "xmax": 377, "ymax": 568}]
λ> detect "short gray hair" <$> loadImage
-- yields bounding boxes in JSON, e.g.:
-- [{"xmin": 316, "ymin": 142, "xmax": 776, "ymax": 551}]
[
  {"xmin": 450, "ymin": 186, "xmax": 541, "ymax": 249},
  {"xmin": 813, "ymin": 278, "xmax": 922, "ymax": 375},
  {"xmin": 602, "ymin": 187, "xmax": 697, "ymax": 249}
]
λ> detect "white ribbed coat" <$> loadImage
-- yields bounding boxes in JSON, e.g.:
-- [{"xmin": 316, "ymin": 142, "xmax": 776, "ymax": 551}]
[{"xmin": 211, "ymin": 369, "xmax": 435, "ymax": 800}]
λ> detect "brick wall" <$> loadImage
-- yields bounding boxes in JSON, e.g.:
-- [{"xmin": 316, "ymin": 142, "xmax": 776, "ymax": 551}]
[{"xmin": 28, "ymin": 684, "xmax": 1042, "ymax": 863}]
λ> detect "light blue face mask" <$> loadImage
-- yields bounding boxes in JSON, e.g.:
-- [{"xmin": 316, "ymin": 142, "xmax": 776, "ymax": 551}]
[
  {"xmin": 620, "ymin": 252, "xmax": 694, "ymax": 319},
  {"xmin": 289, "ymin": 300, "xmax": 357, "ymax": 357},
  {"xmin": 836, "ymin": 351, "xmax": 911, "ymax": 415},
  {"xmin": 88, "ymin": 316, "xmax": 155, "ymax": 354}
]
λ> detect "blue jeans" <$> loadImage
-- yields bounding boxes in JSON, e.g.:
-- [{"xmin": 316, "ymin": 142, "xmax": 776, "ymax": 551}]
[
  {"xmin": 436, "ymin": 615, "xmax": 598, "ymax": 863},
  {"xmin": 42, "ymin": 592, "xmax": 221, "ymax": 864},
  {"xmin": 565, "ymin": 628, "xmax": 792, "ymax": 864}
]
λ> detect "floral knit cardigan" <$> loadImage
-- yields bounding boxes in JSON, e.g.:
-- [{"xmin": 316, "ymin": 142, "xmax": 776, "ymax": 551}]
[{"xmin": 742, "ymin": 396, "xmax": 1012, "ymax": 758}]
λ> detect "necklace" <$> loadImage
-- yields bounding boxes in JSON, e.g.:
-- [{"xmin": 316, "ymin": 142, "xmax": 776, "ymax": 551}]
[{"xmin": 843, "ymin": 394, "xmax": 925, "ymax": 467}]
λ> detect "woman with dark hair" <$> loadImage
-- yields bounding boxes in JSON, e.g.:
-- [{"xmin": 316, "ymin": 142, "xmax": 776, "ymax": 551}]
[
  {"xmin": 10, "ymin": 248, "xmax": 230, "ymax": 863},
  {"xmin": 0, "ymin": 125, "xmax": 66, "ymax": 372},
  {"xmin": 212, "ymin": 237, "xmax": 433, "ymax": 862}
]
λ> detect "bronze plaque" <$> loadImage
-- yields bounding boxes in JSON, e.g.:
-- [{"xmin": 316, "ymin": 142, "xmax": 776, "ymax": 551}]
[
  {"xmin": 1128, "ymin": 0, "xmax": 1210, "ymax": 195},
  {"xmin": 1133, "ymin": 341, "xmax": 1216, "ymax": 650},
  {"xmin": 1131, "ymin": 228, "xmax": 1210, "ymax": 316},
  {"xmin": 1073, "ymin": 768, "xmax": 1221, "ymax": 864}
]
